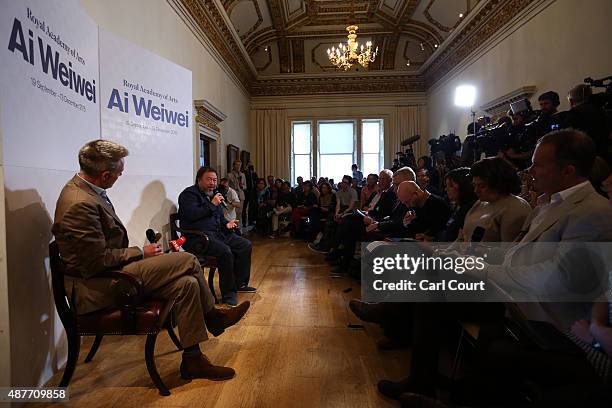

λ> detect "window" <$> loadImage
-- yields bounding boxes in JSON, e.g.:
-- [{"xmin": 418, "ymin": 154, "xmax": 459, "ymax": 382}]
[
  {"xmin": 291, "ymin": 121, "xmax": 312, "ymax": 184},
  {"xmin": 318, "ymin": 121, "xmax": 355, "ymax": 182},
  {"xmin": 361, "ymin": 119, "xmax": 384, "ymax": 177},
  {"xmin": 290, "ymin": 118, "xmax": 384, "ymax": 182}
]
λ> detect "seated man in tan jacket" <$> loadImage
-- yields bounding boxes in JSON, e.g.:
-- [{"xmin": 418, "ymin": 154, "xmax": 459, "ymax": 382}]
[{"xmin": 52, "ymin": 139, "xmax": 249, "ymax": 381}]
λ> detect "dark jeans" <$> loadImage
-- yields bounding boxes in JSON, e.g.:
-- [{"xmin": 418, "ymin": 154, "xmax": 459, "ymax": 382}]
[{"xmin": 203, "ymin": 233, "xmax": 252, "ymax": 299}]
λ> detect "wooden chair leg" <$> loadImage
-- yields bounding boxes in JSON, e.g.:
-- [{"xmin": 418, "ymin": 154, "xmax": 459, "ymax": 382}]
[
  {"xmin": 207, "ymin": 267, "xmax": 218, "ymax": 304},
  {"xmin": 84, "ymin": 335, "xmax": 104, "ymax": 363},
  {"xmin": 59, "ymin": 330, "xmax": 81, "ymax": 387},
  {"xmin": 167, "ymin": 327, "xmax": 183, "ymax": 351},
  {"xmin": 145, "ymin": 333, "xmax": 170, "ymax": 396}
]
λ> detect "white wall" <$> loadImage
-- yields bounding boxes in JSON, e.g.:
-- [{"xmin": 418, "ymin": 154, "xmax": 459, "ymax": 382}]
[
  {"xmin": 0, "ymin": 101, "xmax": 9, "ymax": 388},
  {"xmin": 428, "ymin": 0, "xmax": 612, "ymax": 140},
  {"xmin": 79, "ymin": 0, "xmax": 251, "ymax": 173}
]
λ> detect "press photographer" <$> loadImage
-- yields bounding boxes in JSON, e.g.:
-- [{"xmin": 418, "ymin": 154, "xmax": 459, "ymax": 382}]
[{"xmin": 563, "ymin": 78, "xmax": 611, "ymax": 163}]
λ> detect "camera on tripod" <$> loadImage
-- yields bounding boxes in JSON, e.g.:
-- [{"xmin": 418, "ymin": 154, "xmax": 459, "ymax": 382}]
[
  {"xmin": 584, "ymin": 76, "xmax": 612, "ymax": 112},
  {"xmin": 391, "ymin": 134, "xmax": 420, "ymax": 171}
]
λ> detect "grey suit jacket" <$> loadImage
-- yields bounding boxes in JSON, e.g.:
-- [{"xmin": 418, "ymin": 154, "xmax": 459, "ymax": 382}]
[
  {"xmin": 487, "ymin": 182, "xmax": 612, "ymax": 329},
  {"xmin": 52, "ymin": 175, "xmax": 143, "ymax": 313}
]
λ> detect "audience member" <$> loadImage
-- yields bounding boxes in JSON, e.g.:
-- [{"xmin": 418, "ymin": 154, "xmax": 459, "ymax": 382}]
[
  {"xmin": 270, "ymin": 181, "xmax": 296, "ymax": 238},
  {"xmin": 352, "ymin": 163, "xmax": 364, "ymax": 185},
  {"xmin": 218, "ymin": 177, "xmax": 241, "ymax": 224},
  {"xmin": 308, "ymin": 181, "xmax": 336, "ymax": 242},
  {"xmin": 243, "ymin": 163, "xmax": 258, "ymax": 227},
  {"xmin": 360, "ymin": 173, "xmax": 379, "ymax": 209},
  {"xmin": 227, "ymin": 160, "xmax": 246, "ymax": 227},
  {"xmin": 417, "ymin": 156, "xmax": 441, "ymax": 192},
  {"xmin": 459, "ymin": 156, "xmax": 531, "ymax": 243},
  {"xmin": 435, "ymin": 167, "xmax": 478, "ymax": 242},
  {"xmin": 416, "ymin": 168, "xmax": 442, "ymax": 197},
  {"xmin": 334, "ymin": 176, "xmax": 358, "ymax": 218},
  {"xmin": 291, "ymin": 180, "xmax": 318, "ymax": 235}
]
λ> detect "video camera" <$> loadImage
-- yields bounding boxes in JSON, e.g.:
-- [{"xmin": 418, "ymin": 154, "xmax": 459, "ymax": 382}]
[
  {"xmin": 428, "ymin": 133, "xmax": 461, "ymax": 156},
  {"xmin": 584, "ymin": 76, "xmax": 612, "ymax": 112}
]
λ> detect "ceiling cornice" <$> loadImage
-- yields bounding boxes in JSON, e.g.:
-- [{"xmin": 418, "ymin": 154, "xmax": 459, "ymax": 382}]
[{"xmin": 250, "ymin": 74, "xmax": 425, "ymax": 96}]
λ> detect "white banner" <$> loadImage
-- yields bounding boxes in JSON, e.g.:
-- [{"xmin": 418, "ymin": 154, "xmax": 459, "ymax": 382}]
[
  {"xmin": 98, "ymin": 29, "xmax": 193, "ymax": 244},
  {"xmin": 0, "ymin": 0, "xmax": 100, "ymax": 170},
  {"xmin": 99, "ymin": 28, "xmax": 193, "ymax": 178}
]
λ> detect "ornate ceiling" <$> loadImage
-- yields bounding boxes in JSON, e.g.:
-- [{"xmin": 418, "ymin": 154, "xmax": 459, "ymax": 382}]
[{"xmin": 176, "ymin": 0, "xmax": 537, "ymax": 95}]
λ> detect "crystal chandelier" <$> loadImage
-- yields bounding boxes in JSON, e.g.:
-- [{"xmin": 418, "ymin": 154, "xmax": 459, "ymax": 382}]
[{"xmin": 327, "ymin": 25, "xmax": 378, "ymax": 71}]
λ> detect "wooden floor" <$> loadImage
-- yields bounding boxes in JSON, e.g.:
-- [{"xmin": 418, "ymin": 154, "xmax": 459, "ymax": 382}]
[{"xmin": 35, "ymin": 237, "xmax": 410, "ymax": 408}]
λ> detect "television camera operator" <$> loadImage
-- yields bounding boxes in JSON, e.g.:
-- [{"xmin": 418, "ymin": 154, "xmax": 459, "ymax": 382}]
[
  {"xmin": 178, "ymin": 166, "xmax": 256, "ymax": 306},
  {"xmin": 563, "ymin": 80, "xmax": 611, "ymax": 163}
]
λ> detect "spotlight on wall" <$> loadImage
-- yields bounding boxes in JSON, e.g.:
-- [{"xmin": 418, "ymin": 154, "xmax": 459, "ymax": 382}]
[{"xmin": 454, "ymin": 85, "xmax": 476, "ymax": 107}]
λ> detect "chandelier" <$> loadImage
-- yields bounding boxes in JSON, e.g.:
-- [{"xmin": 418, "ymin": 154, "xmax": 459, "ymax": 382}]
[{"xmin": 327, "ymin": 25, "xmax": 378, "ymax": 71}]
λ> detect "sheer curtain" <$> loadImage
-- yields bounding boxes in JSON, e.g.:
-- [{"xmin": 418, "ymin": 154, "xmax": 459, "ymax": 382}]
[
  {"xmin": 252, "ymin": 109, "xmax": 290, "ymax": 179},
  {"xmin": 387, "ymin": 105, "xmax": 428, "ymax": 169}
]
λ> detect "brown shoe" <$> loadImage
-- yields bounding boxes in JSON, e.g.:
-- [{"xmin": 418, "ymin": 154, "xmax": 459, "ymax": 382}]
[
  {"xmin": 180, "ymin": 353, "xmax": 235, "ymax": 381},
  {"xmin": 205, "ymin": 301, "xmax": 250, "ymax": 337}
]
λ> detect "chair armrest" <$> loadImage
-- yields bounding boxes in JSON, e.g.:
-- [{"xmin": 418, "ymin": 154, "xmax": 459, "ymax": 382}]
[{"xmin": 96, "ymin": 270, "xmax": 144, "ymax": 308}]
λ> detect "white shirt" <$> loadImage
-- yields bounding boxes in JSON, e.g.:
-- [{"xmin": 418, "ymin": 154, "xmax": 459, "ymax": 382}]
[
  {"xmin": 529, "ymin": 180, "xmax": 590, "ymax": 232},
  {"xmin": 223, "ymin": 186, "xmax": 240, "ymax": 220}
]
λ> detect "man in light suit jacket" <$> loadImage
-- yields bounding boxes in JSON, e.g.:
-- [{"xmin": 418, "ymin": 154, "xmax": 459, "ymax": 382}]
[{"xmin": 53, "ymin": 140, "xmax": 249, "ymax": 381}]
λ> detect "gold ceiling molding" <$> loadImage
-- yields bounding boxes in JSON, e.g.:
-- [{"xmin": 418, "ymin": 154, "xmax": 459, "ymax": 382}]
[
  {"xmin": 195, "ymin": 100, "xmax": 228, "ymax": 133},
  {"xmin": 424, "ymin": 0, "xmax": 536, "ymax": 87},
  {"xmin": 480, "ymin": 85, "xmax": 536, "ymax": 118},
  {"xmin": 179, "ymin": 0, "xmax": 255, "ymax": 89},
  {"xmin": 250, "ymin": 74, "xmax": 425, "ymax": 96}
]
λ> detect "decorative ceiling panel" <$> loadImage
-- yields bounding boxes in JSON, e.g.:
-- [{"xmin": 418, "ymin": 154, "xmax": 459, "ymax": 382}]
[{"xmin": 177, "ymin": 0, "xmax": 536, "ymax": 95}]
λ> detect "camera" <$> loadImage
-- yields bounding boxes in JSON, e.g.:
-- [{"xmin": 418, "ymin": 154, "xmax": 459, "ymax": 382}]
[{"xmin": 428, "ymin": 133, "xmax": 461, "ymax": 156}]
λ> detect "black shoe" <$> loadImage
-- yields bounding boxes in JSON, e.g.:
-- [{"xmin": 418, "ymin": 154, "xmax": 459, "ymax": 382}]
[
  {"xmin": 378, "ymin": 378, "xmax": 435, "ymax": 401},
  {"xmin": 237, "ymin": 285, "xmax": 257, "ymax": 293},
  {"xmin": 399, "ymin": 393, "xmax": 449, "ymax": 408},
  {"xmin": 308, "ymin": 243, "xmax": 329, "ymax": 253},
  {"xmin": 348, "ymin": 299, "xmax": 386, "ymax": 324}
]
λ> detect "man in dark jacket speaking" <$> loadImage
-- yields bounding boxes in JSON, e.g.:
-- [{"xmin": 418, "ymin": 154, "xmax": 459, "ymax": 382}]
[{"xmin": 179, "ymin": 167, "xmax": 255, "ymax": 305}]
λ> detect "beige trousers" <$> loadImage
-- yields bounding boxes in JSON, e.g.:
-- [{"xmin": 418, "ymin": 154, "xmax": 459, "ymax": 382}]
[{"xmin": 123, "ymin": 252, "xmax": 215, "ymax": 348}]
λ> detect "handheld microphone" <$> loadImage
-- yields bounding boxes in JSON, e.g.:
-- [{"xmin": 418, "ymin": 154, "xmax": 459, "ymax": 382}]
[
  {"xmin": 167, "ymin": 236, "xmax": 186, "ymax": 252},
  {"xmin": 146, "ymin": 228, "xmax": 159, "ymax": 243},
  {"xmin": 212, "ymin": 188, "xmax": 228, "ymax": 209}
]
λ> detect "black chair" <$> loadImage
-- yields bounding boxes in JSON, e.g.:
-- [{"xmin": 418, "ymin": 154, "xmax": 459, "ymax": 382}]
[
  {"xmin": 169, "ymin": 213, "xmax": 220, "ymax": 304},
  {"xmin": 50, "ymin": 241, "xmax": 182, "ymax": 396}
]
